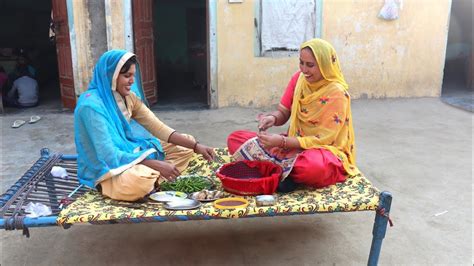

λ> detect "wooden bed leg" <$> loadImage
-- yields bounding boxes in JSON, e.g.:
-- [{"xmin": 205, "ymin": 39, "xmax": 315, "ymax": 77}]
[{"xmin": 368, "ymin": 191, "xmax": 392, "ymax": 266}]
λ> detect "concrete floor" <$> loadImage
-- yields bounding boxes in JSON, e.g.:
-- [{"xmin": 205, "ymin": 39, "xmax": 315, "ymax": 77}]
[{"xmin": 0, "ymin": 97, "xmax": 472, "ymax": 265}]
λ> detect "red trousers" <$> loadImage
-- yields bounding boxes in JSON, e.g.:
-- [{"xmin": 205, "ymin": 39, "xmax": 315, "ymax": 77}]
[{"xmin": 227, "ymin": 130, "xmax": 347, "ymax": 188}]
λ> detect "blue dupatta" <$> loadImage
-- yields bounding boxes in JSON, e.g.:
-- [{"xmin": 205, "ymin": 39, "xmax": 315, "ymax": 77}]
[{"xmin": 74, "ymin": 50, "xmax": 164, "ymax": 188}]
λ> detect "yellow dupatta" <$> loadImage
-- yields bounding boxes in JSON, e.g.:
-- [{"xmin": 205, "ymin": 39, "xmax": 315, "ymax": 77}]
[{"xmin": 287, "ymin": 39, "xmax": 359, "ymax": 176}]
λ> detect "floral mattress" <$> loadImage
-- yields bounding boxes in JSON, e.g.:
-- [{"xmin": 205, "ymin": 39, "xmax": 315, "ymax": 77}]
[{"xmin": 57, "ymin": 148, "xmax": 379, "ymax": 226}]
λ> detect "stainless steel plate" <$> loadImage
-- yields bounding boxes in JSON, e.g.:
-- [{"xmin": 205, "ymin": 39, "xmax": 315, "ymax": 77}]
[
  {"xmin": 163, "ymin": 198, "xmax": 202, "ymax": 210},
  {"xmin": 149, "ymin": 191, "xmax": 188, "ymax": 202}
]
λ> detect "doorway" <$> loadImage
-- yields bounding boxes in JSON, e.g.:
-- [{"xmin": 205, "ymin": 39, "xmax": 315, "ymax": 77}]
[
  {"xmin": 0, "ymin": 0, "xmax": 61, "ymax": 109},
  {"xmin": 153, "ymin": 0, "xmax": 208, "ymax": 108},
  {"xmin": 441, "ymin": 0, "xmax": 473, "ymax": 112}
]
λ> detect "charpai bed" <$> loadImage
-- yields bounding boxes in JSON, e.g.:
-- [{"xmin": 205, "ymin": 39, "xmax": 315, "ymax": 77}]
[{"xmin": 0, "ymin": 148, "xmax": 392, "ymax": 265}]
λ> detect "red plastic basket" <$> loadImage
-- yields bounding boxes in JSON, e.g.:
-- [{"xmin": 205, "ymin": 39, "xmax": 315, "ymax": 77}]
[{"xmin": 216, "ymin": 160, "xmax": 282, "ymax": 195}]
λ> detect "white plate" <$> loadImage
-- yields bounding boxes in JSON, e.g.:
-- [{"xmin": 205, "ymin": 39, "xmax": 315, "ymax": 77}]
[
  {"xmin": 149, "ymin": 191, "xmax": 188, "ymax": 202},
  {"xmin": 164, "ymin": 198, "xmax": 201, "ymax": 210}
]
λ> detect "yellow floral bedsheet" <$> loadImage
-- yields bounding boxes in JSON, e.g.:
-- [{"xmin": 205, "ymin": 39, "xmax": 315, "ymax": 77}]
[{"xmin": 57, "ymin": 148, "xmax": 379, "ymax": 226}]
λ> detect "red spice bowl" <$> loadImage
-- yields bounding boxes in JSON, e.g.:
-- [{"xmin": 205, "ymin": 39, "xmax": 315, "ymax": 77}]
[{"xmin": 216, "ymin": 160, "xmax": 282, "ymax": 196}]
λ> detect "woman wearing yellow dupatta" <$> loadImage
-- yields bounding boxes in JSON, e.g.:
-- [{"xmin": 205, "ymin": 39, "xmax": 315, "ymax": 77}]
[{"xmin": 227, "ymin": 38, "xmax": 359, "ymax": 192}]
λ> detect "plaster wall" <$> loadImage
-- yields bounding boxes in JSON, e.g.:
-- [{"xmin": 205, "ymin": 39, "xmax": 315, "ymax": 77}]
[
  {"xmin": 69, "ymin": 0, "xmax": 115, "ymax": 95},
  {"xmin": 70, "ymin": 0, "xmax": 94, "ymax": 95},
  {"xmin": 324, "ymin": 0, "xmax": 451, "ymax": 99},
  {"xmin": 216, "ymin": 1, "xmax": 297, "ymax": 107},
  {"xmin": 88, "ymin": 1, "xmax": 107, "ymax": 65},
  {"xmin": 105, "ymin": 0, "xmax": 129, "ymax": 50},
  {"xmin": 216, "ymin": 0, "xmax": 451, "ymax": 107}
]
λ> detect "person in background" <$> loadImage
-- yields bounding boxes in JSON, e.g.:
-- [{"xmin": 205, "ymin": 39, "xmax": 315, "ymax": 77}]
[
  {"xmin": 7, "ymin": 56, "xmax": 36, "ymax": 85},
  {"xmin": 0, "ymin": 66, "xmax": 8, "ymax": 95},
  {"xmin": 74, "ymin": 50, "xmax": 215, "ymax": 202},
  {"xmin": 16, "ymin": 56, "xmax": 36, "ymax": 78},
  {"xmin": 5, "ymin": 66, "xmax": 38, "ymax": 108},
  {"xmin": 227, "ymin": 38, "xmax": 359, "ymax": 192},
  {"xmin": 0, "ymin": 66, "xmax": 7, "ymax": 87}
]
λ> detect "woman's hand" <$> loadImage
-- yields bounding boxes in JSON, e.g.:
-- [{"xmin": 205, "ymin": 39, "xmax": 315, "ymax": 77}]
[
  {"xmin": 167, "ymin": 132, "xmax": 215, "ymax": 162},
  {"xmin": 194, "ymin": 143, "xmax": 216, "ymax": 162},
  {"xmin": 141, "ymin": 159, "xmax": 180, "ymax": 181},
  {"xmin": 257, "ymin": 132, "xmax": 282, "ymax": 149},
  {"xmin": 258, "ymin": 115, "xmax": 277, "ymax": 132}
]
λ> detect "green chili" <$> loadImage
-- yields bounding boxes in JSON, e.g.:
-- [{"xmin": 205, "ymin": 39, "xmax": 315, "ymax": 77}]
[{"xmin": 160, "ymin": 175, "xmax": 212, "ymax": 193}]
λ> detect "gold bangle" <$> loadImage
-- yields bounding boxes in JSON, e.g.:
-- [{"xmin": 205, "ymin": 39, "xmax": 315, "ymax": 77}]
[
  {"xmin": 167, "ymin": 131, "xmax": 177, "ymax": 143},
  {"xmin": 279, "ymin": 135, "xmax": 286, "ymax": 149}
]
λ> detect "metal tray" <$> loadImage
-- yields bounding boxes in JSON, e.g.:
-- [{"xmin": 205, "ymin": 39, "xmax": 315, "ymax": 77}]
[
  {"xmin": 163, "ymin": 198, "xmax": 202, "ymax": 210},
  {"xmin": 149, "ymin": 191, "xmax": 188, "ymax": 203}
]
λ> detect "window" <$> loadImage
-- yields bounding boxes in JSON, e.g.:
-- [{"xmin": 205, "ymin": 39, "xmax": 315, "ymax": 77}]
[{"xmin": 254, "ymin": 0, "xmax": 322, "ymax": 57}]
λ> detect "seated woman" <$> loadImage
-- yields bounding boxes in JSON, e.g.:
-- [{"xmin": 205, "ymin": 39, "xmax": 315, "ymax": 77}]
[
  {"xmin": 227, "ymin": 38, "xmax": 359, "ymax": 192},
  {"xmin": 5, "ymin": 66, "xmax": 39, "ymax": 108},
  {"xmin": 74, "ymin": 50, "xmax": 215, "ymax": 201}
]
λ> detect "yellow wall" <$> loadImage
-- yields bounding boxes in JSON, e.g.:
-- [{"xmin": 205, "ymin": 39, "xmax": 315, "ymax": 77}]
[
  {"xmin": 70, "ymin": 0, "xmax": 94, "ymax": 95},
  {"xmin": 324, "ymin": 0, "xmax": 450, "ymax": 99},
  {"xmin": 216, "ymin": 1, "xmax": 297, "ymax": 107},
  {"xmin": 105, "ymin": 0, "xmax": 127, "ymax": 50},
  {"xmin": 70, "ymin": 0, "xmax": 128, "ymax": 95},
  {"xmin": 216, "ymin": 0, "xmax": 451, "ymax": 107}
]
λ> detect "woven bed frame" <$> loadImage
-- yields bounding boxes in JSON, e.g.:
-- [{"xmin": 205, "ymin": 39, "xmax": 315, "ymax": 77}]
[{"xmin": 0, "ymin": 148, "xmax": 392, "ymax": 265}]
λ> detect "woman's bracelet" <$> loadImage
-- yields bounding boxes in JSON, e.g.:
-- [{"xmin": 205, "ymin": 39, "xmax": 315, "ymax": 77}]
[
  {"xmin": 193, "ymin": 141, "xmax": 200, "ymax": 152},
  {"xmin": 167, "ymin": 131, "xmax": 177, "ymax": 143},
  {"xmin": 279, "ymin": 135, "xmax": 287, "ymax": 149}
]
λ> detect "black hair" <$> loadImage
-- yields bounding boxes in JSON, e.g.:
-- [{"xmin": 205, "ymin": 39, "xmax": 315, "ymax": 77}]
[
  {"xmin": 17, "ymin": 65, "xmax": 29, "ymax": 77},
  {"xmin": 120, "ymin": 56, "xmax": 137, "ymax": 74}
]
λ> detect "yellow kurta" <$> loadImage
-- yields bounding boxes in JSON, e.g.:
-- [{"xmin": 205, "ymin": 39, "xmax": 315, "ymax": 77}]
[{"xmin": 288, "ymin": 38, "xmax": 359, "ymax": 176}]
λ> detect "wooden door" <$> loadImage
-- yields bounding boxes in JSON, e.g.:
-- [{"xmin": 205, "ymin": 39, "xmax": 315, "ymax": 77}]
[
  {"xmin": 52, "ymin": 0, "xmax": 75, "ymax": 108},
  {"xmin": 133, "ymin": 0, "xmax": 158, "ymax": 104}
]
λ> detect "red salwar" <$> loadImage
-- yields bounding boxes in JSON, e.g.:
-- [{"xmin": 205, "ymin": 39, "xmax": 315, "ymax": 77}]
[{"xmin": 227, "ymin": 130, "xmax": 347, "ymax": 188}]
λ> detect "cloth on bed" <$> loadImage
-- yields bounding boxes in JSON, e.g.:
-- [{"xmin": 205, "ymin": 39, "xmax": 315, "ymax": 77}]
[{"xmin": 57, "ymin": 148, "xmax": 379, "ymax": 226}]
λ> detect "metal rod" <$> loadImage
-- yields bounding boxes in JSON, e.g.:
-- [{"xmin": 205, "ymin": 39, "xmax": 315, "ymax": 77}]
[
  {"xmin": 1, "ymin": 155, "xmax": 61, "ymax": 217},
  {"xmin": 0, "ymin": 156, "xmax": 50, "ymax": 206},
  {"xmin": 368, "ymin": 191, "xmax": 393, "ymax": 266},
  {"xmin": 0, "ymin": 216, "xmax": 58, "ymax": 229},
  {"xmin": 61, "ymin": 154, "xmax": 78, "ymax": 160},
  {"xmin": 42, "ymin": 179, "xmax": 80, "ymax": 186},
  {"xmin": 32, "ymin": 187, "xmax": 73, "ymax": 194},
  {"xmin": 36, "ymin": 182, "xmax": 79, "ymax": 190},
  {"xmin": 59, "ymin": 184, "xmax": 84, "ymax": 209}
]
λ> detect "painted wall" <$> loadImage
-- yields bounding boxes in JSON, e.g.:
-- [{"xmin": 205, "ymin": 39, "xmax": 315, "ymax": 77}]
[
  {"xmin": 69, "ymin": 0, "xmax": 130, "ymax": 95},
  {"xmin": 105, "ymin": 0, "xmax": 126, "ymax": 50},
  {"xmin": 70, "ymin": 0, "xmax": 451, "ymax": 105},
  {"xmin": 324, "ymin": 0, "xmax": 451, "ymax": 99},
  {"xmin": 216, "ymin": 1, "xmax": 296, "ymax": 107},
  {"xmin": 69, "ymin": 0, "xmax": 96, "ymax": 95},
  {"xmin": 216, "ymin": 0, "xmax": 451, "ymax": 107}
]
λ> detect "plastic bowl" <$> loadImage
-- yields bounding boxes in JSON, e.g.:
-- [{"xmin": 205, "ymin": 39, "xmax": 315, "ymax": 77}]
[{"xmin": 216, "ymin": 160, "xmax": 282, "ymax": 195}]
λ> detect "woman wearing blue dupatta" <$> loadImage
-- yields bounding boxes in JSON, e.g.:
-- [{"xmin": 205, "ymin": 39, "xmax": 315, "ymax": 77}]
[{"xmin": 74, "ymin": 50, "xmax": 215, "ymax": 201}]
